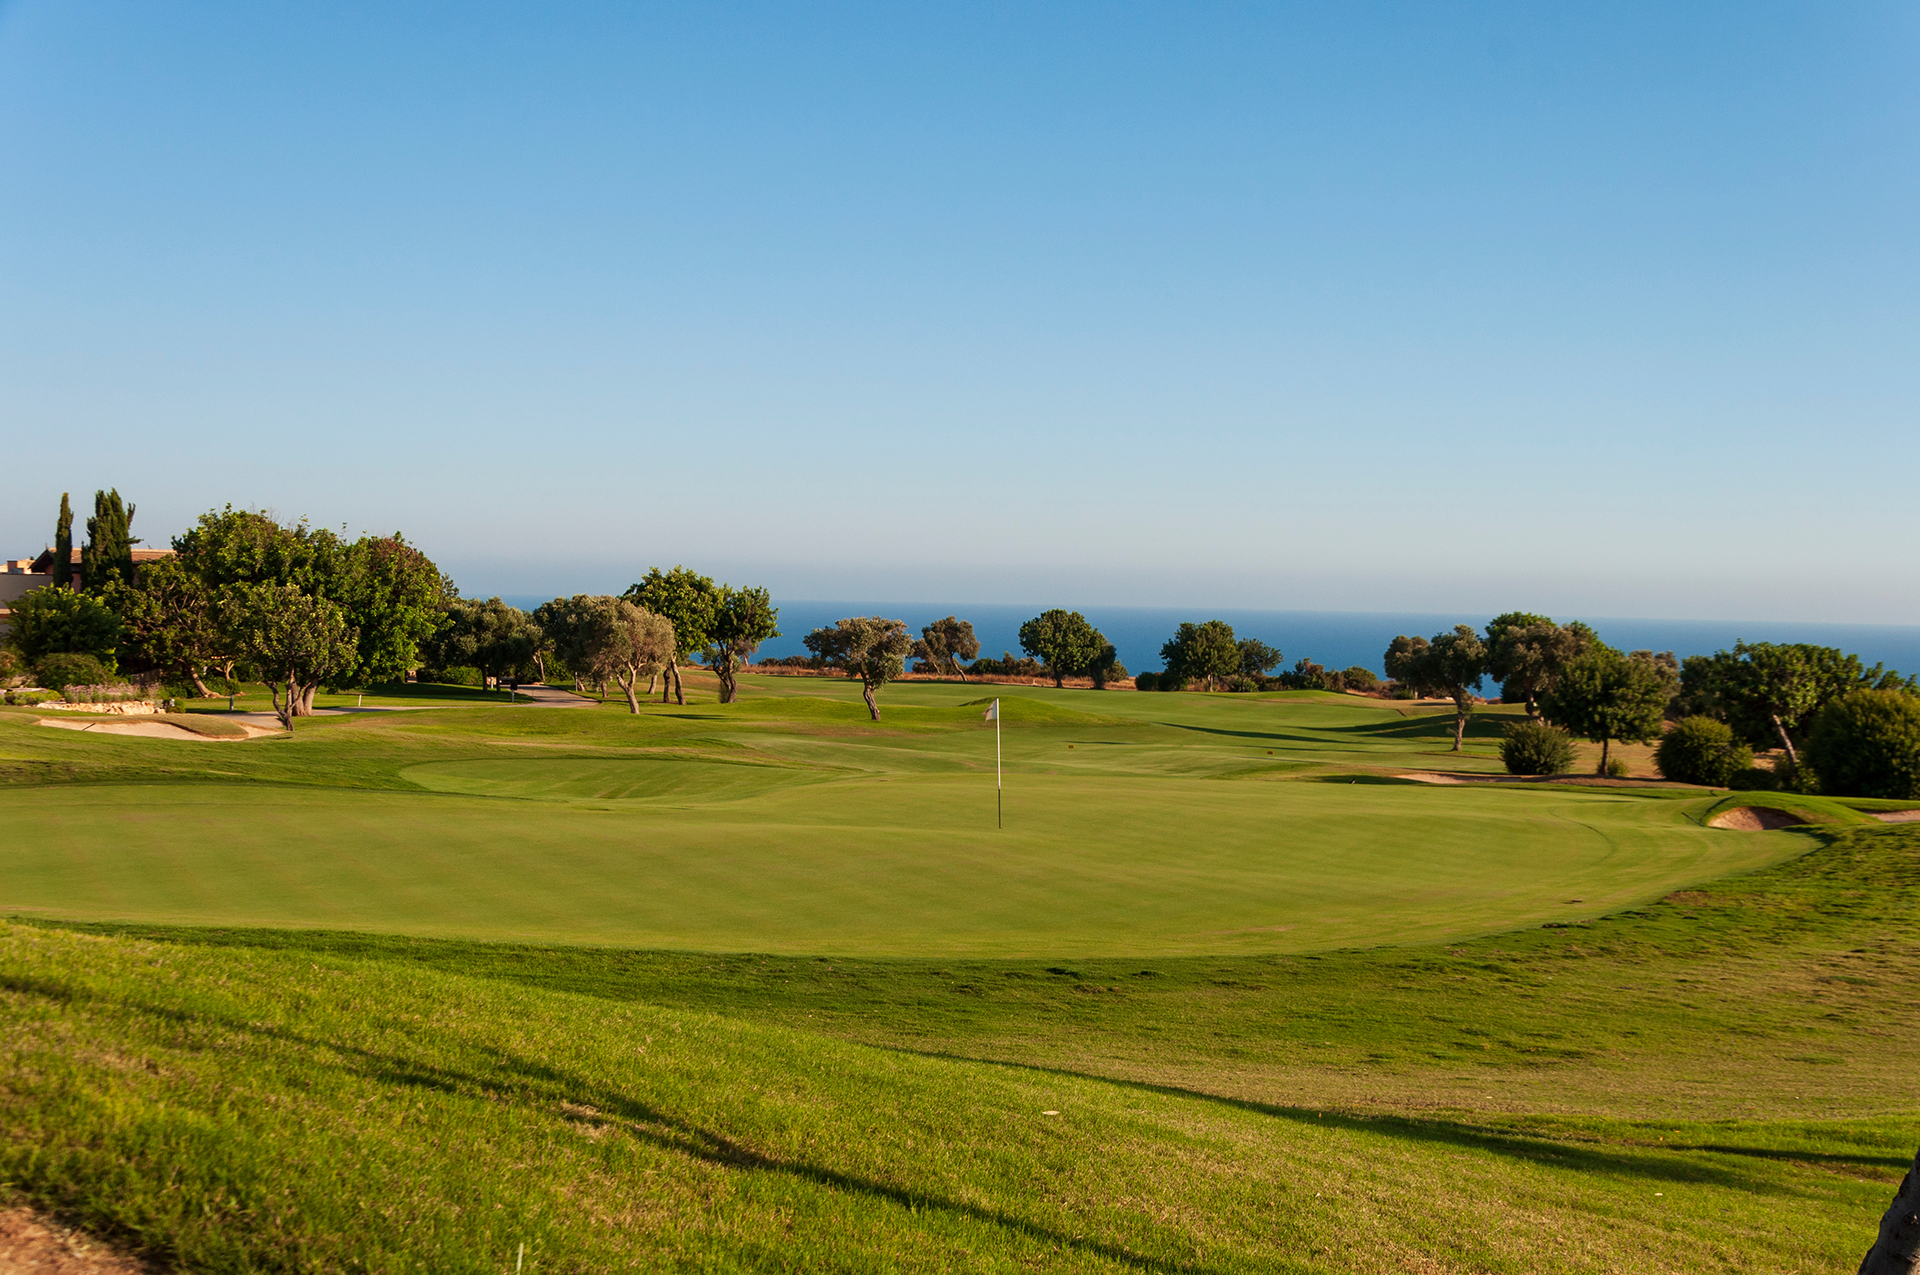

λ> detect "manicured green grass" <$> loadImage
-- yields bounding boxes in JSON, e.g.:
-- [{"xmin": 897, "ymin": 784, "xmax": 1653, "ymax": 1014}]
[
  {"xmin": 1, "ymin": 681, "xmax": 1795, "ymax": 955},
  {"xmin": 5, "ymin": 822, "xmax": 1916, "ymax": 1272}
]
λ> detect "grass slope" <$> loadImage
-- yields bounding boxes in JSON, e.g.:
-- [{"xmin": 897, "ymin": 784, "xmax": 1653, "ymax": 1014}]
[
  {"xmin": 7, "ymin": 822, "xmax": 1918, "ymax": 1272},
  {"xmin": 1, "ymin": 682, "xmax": 1795, "ymax": 955}
]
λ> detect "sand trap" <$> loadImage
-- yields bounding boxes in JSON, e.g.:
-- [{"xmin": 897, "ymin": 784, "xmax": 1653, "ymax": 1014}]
[
  {"xmin": 0, "ymin": 1206, "xmax": 158, "ymax": 1273},
  {"xmin": 1707, "ymin": 806, "xmax": 1803, "ymax": 831},
  {"xmin": 36, "ymin": 717, "xmax": 279, "ymax": 741},
  {"xmin": 1396, "ymin": 773, "xmax": 1468, "ymax": 784},
  {"xmin": 1873, "ymin": 809, "xmax": 1920, "ymax": 823}
]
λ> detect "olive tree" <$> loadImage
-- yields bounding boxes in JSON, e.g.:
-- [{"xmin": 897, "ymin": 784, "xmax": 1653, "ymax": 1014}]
[
  {"xmin": 226, "ymin": 584, "xmax": 358, "ymax": 731},
  {"xmin": 580, "ymin": 598, "xmax": 677, "ymax": 714},
  {"xmin": 1020, "ymin": 610, "xmax": 1106, "ymax": 687},
  {"xmin": 1539, "ymin": 645, "xmax": 1671, "ymax": 774},
  {"xmin": 706, "ymin": 585, "xmax": 779, "ymax": 704},
  {"xmin": 806, "ymin": 617, "xmax": 914, "ymax": 720},
  {"xmin": 1236, "ymin": 638, "xmax": 1283, "ymax": 679},
  {"xmin": 625, "ymin": 567, "xmax": 720, "ymax": 705},
  {"xmin": 914, "ymin": 616, "xmax": 981, "ymax": 680},
  {"xmin": 1485, "ymin": 612, "xmax": 1593, "ymax": 718},
  {"xmin": 1384, "ymin": 625, "xmax": 1488, "ymax": 751},
  {"xmin": 1161, "ymin": 620, "xmax": 1239, "ymax": 690}
]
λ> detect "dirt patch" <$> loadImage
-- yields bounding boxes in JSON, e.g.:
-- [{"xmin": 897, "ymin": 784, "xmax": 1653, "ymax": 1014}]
[
  {"xmin": 1707, "ymin": 806, "xmax": 1804, "ymax": 831},
  {"xmin": 0, "ymin": 1207, "xmax": 160, "ymax": 1273},
  {"xmin": 1872, "ymin": 809, "xmax": 1920, "ymax": 823},
  {"xmin": 35, "ymin": 718, "xmax": 278, "ymax": 741}
]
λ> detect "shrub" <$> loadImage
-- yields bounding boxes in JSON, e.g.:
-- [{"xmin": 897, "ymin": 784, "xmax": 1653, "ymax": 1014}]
[
  {"xmin": 1604, "ymin": 757, "xmax": 1630, "ymax": 779},
  {"xmin": 1155, "ymin": 673, "xmax": 1188, "ymax": 692},
  {"xmin": 1223, "ymin": 675, "xmax": 1259, "ymax": 693},
  {"xmin": 1805, "ymin": 690, "xmax": 1920, "ymax": 799},
  {"xmin": 428, "ymin": 666, "xmax": 484, "ymax": 687},
  {"xmin": 3, "ymin": 689, "xmax": 54, "ymax": 706},
  {"xmin": 1342, "ymin": 667, "xmax": 1378, "ymax": 692},
  {"xmin": 6, "ymin": 586, "xmax": 121, "ymax": 664},
  {"xmin": 1655, "ymin": 716, "xmax": 1754, "ymax": 787},
  {"xmin": 34, "ymin": 652, "xmax": 113, "ymax": 695},
  {"xmin": 1500, "ymin": 720, "xmax": 1576, "ymax": 776},
  {"xmin": 1133, "ymin": 672, "xmax": 1158, "ymax": 692},
  {"xmin": 1727, "ymin": 766, "xmax": 1776, "ymax": 792}
]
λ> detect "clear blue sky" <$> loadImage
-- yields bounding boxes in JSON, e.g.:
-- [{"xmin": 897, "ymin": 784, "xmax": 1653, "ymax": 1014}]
[{"xmin": 3, "ymin": 2, "xmax": 1916, "ymax": 621}]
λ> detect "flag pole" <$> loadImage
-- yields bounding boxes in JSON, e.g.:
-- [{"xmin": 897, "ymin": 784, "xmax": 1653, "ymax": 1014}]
[{"xmin": 995, "ymin": 698, "xmax": 1002, "ymax": 829}]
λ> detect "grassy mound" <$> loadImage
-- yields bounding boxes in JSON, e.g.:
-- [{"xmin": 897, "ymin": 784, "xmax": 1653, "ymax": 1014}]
[{"xmin": 7, "ymin": 824, "xmax": 1919, "ymax": 1272}]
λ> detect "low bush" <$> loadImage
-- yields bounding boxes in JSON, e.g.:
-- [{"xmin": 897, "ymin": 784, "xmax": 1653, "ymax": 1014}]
[
  {"xmin": 1133, "ymin": 672, "xmax": 1158, "ymax": 692},
  {"xmin": 966, "ymin": 655, "xmax": 1045, "ymax": 678},
  {"xmin": 1655, "ymin": 716, "xmax": 1754, "ymax": 787},
  {"xmin": 1155, "ymin": 673, "xmax": 1188, "ymax": 692},
  {"xmin": 33, "ymin": 652, "xmax": 113, "ymax": 695},
  {"xmin": 3, "ymin": 689, "xmax": 54, "ymax": 707},
  {"xmin": 427, "ymin": 666, "xmax": 484, "ymax": 688},
  {"xmin": 1342, "ymin": 667, "xmax": 1378, "ymax": 692},
  {"xmin": 1604, "ymin": 757, "xmax": 1630, "ymax": 779},
  {"xmin": 1806, "ymin": 690, "xmax": 1920, "ymax": 800},
  {"xmin": 1223, "ymin": 675, "xmax": 1260, "ymax": 693},
  {"xmin": 1728, "ymin": 766, "xmax": 1777, "ymax": 792},
  {"xmin": 756, "ymin": 655, "xmax": 824, "ymax": 670},
  {"xmin": 1500, "ymin": 720, "xmax": 1576, "ymax": 776}
]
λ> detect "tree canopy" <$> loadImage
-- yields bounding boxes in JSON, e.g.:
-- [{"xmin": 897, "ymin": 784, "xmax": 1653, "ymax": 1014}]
[
  {"xmin": 1539, "ymin": 645, "xmax": 1671, "ymax": 773},
  {"xmin": 1017, "ymin": 610, "xmax": 1107, "ymax": 687},
  {"xmin": 1161, "ymin": 620, "xmax": 1239, "ymax": 690},
  {"xmin": 81, "ymin": 489, "xmax": 137, "ymax": 594},
  {"xmin": 425, "ymin": 598, "xmax": 541, "ymax": 688},
  {"xmin": 1236, "ymin": 638, "xmax": 1283, "ymax": 679},
  {"xmin": 1677, "ymin": 642, "xmax": 1912, "ymax": 769},
  {"xmin": 5, "ymin": 586, "xmax": 121, "ymax": 668},
  {"xmin": 624, "ymin": 567, "xmax": 721, "ymax": 705},
  {"xmin": 227, "ymin": 584, "xmax": 358, "ymax": 731},
  {"xmin": 1484, "ymin": 614, "xmax": 1593, "ymax": 718},
  {"xmin": 706, "ymin": 586, "xmax": 780, "ymax": 704},
  {"xmin": 914, "ymin": 617, "xmax": 980, "ymax": 680},
  {"xmin": 52, "ymin": 493, "xmax": 72, "ymax": 589},
  {"xmin": 1806, "ymin": 689, "xmax": 1920, "ymax": 800},
  {"xmin": 1384, "ymin": 625, "xmax": 1487, "ymax": 751},
  {"xmin": 806, "ymin": 617, "xmax": 915, "ymax": 719}
]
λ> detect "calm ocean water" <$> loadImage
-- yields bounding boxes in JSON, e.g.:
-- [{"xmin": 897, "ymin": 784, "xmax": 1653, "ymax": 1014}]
[{"xmin": 497, "ymin": 596, "xmax": 1920, "ymax": 681}]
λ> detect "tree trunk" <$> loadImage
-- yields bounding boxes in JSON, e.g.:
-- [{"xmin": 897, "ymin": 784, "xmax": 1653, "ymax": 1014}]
[
  {"xmin": 617, "ymin": 668, "xmax": 640, "ymax": 714},
  {"xmin": 1452, "ymin": 693, "xmax": 1470, "ymax": 751},
  {"xmin": 672, "ymin": 660, "xmax": 685, "ymax": 705},
  {"xmin": 1771, "ymin": 712, "xmax": 1799, "ymax": 767},
  {"xmin": 646, "ymin": 671, "xmax": 658, "ymax": 696},
  {"xmin": 297, "ymin": 682, "xmax": 318, "ymax": 715},
  {"xmin": 1859, "ymin": 1147, "xmax": 1920, "ymax": 1274},
  {"xmin": 661, "ymin": 659, "xmax": 675, "ymax": 703},
  {"xmin": 270, "ymin": 677, "xmax": 294, "ymax": 731},
  {"xmin": 1525, "ymin": 690, "xmax": 1540, "ymax": 720},
  {"xmin": 862, "ymin": 680, "xmax": 881, "ymax": 721},
  {"xmin": 716, "ymin": 653, "xmax": 737, "ymax": 704},
  {"xmin": 188, "ymin": 668, "xmax": 212, "ymax": 698},
  {"xmin": 1598, "ymin": 737, "xmax": 1612, "ymax": 774}
]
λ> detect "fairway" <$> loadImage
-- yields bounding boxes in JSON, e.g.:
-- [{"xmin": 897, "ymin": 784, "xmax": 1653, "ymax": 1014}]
[{"xmin": 2, "ymin": 680, "xmax": 1802, "ymax": 955}]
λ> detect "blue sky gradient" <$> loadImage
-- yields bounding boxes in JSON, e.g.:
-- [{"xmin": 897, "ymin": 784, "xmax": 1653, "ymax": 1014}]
[{"xmin": 3, "ymin": 2, "xmax": 1916, "ymax": 620}]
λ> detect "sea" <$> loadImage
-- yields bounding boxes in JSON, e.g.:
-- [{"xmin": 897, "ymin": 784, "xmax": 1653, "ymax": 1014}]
[{"xmin": 497, "ymin": 597, "xmax": 1920, "ymax": 681}]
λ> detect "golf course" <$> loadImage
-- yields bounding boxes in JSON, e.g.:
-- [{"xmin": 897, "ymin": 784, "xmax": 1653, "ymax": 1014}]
[{"xmin": 4, "ymin": 675, "xmax": 1916, "ymax": 1272}]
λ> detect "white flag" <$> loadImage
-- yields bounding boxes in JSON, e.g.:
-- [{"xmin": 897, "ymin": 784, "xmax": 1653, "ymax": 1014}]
[{"xmin": 982, "ymin": 699, "xmax": 999, "ymax": 721}]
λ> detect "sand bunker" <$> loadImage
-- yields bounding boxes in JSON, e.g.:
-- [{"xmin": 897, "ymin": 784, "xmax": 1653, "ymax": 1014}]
[
  {"xmin": 0, "ymin": 1206, "xmax": 158, "ymax": 1273},
  {"xmin": 36, "ymin": 717, "xmax": 278, "ymax": 742},
  {"xmin": 1707, "ymin": 806, "xmax": 1803, "ymax": 831},
  {"xmin": 1871, "ymin": 809, "xmax": 1920, "ymax": 823}
]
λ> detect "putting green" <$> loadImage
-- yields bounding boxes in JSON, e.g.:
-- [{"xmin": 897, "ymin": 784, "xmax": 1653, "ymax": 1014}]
[{"xmin": 1, "ymin": 760, "xmax": 1800, "ymax": 954}]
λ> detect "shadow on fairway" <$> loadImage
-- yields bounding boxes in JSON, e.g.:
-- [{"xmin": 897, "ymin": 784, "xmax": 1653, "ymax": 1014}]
[{"xmin": 889, "ymin": 1051, "xmax": 1908, "ymax": 1190}]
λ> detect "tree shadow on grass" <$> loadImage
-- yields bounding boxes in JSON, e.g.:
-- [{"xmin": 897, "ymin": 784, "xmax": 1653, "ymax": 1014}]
[
  {"xmin": 886, "ymin": 1049, "xmax": 1898, "ymax": 1192},
  {"xmin": 4, "ymin": 976, "xmax": 1226, "ymax": 1275}
]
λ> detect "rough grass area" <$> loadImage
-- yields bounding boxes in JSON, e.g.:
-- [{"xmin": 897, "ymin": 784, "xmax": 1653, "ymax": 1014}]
[{"xmin": 6, "ymin": 823, "xmax": 1917, "ymax": 1273}]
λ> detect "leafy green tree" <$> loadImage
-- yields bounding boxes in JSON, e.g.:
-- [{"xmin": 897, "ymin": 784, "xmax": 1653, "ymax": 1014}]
[
  {"xmin": 226, "ymin": 584, "xmax": 358, "ymax": 731},
  {"xmin": 1019, "ymin": 610, "xmax": 1106, "ymax": 687},
  {"xmin": 806, "ymin": 617, "xmax": 915, "ymax": 720},
  {"xmin": 1806, "ymin": 690, "xmax": 1920, "ymax": 800},
  {"xmin": 334, "ymin": 534, "xmax": 455, "ymax": 687},
  {"xmin": 706, "ymin": 586, "xmax": 779, "ymax": 704},
  {"xmin": 1236, "ymin": 638, "xmax": 1283, "ymax": 679},
  {"xmin": 1161, "ymin": 620, "xmax": 1239, "ymax": 690},
  {"xmin": 425, "ymin": 598, "xmax": 540, "ymax": 690},
  {"xmin": 914, "ymin": 616, "xmax": 981, "ymax": 680},
  {"xmin": 1342, "ymin": 667, "xmax": 1378, "ymax": 692},
  {"xmin": 625, "ymin": 567, "xmax": 721, "ymax": 705},
  {"xmin": 1655, "ymin": 716, "xmax": 1753, "ymax": 787},
  {"xmin": 52, "ymin": 493, "xmax": 73, "ymax": 588},
  {"xmin": 105, "ymin": 555, "xmax": 228, "ymax": 696},
  {"xmin": 533, "ymin": 595, "xmax": 599, "ymax": 692},
  {"xmin": 80, "ymin": 489, "xmax": 138, "ymax": 594},
  {"xmin": 1539, "ymin": 645, "xmax": 1670, "ymax": 774},
  {"xmin": 1484, "ymin": 614, "xmax": 1593, "ymax": 718},
  {"xmin": 1384, "ymin": 625, "xmax": 1488, "ymax": 751},
  {"xmin": 5, "ymin": 585, "xmax": 121, "ymax": 666},
  {"xmin": 33, "ymin": 652, "xmax": 112, "ymax": 695},
  {"xmin": 566, "ymin": 597, "xmax": 677, "ymax": 714},
  {"xmin": 1678, "ymin": 643, "xmax": 1912, "ymax": 773}
]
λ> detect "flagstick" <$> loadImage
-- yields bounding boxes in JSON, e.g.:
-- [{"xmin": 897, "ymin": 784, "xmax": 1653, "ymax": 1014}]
[{"xmin": 996, "ymin": 698, "xmax": 1002, "ymax": 830}]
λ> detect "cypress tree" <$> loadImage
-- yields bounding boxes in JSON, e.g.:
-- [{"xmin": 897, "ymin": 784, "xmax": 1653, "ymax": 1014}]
[
  {"xmin": 52, "ymin": 493, "xmax": 72, "ymax": 588},
  {"xmin": 81, "ymin": 489, "xmax": 137, "ymax": 593}
]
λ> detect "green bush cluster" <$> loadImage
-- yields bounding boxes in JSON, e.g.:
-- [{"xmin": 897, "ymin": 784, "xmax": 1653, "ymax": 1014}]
[
  {"xmin": 1499, "ymin": 720, "xmax": 1576, "ymax": 775},
  {"xmin": 1806, "ymin": 690, "xmax": 1920, "ymax": 800},
  {"xmin": 424, "ymin": 666, "xmax": 484, "ymax": 688},
  {"xmin": 1654, "ymin": 716, "xmax": 1754, "ymax": 787},
  {"xmin": 33, "ymin": 652, "xmax": 113, "ymax": 695}
]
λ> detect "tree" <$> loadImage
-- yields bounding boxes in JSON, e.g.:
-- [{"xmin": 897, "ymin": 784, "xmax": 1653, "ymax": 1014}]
[
  {"xmin": 1485, "ymin": 614, "xmax": 1593, "ymax": 718},
  {"xmin": 1806, "ymin": 690, "xmax": 1920, "ymax": 800},
  {"xmin": 1384, "ymin": 625, "xmax": 1487, "ymax": 751},
  {"xmin": 80, "ymin": 489, "xmax": 138, "ymax": 594},
  {"xmin": 1500, "ymin": 720, "xmax": 1576, "ymax": 776},
  {"xmin": 914, "ymin": 616, "xmax": 980, "ymax": 680},
  {"xmin": 1678, "ymin": 643, "xmax": 1912, "ymax": 773},
  {"xmin": 333, "ymin": 534, "xmax": 455, "ymax": 687},
  {"xmin": 1019, "ymin": 610, "xmax": 1106, "ymax": 687},
  {"xmin": 568, "ymin": 597, "xmax": 677, "ymax": 714},
  {"xmin": 625, "ymin": 567, "xmax": 720, "ymax": 705},
  {"xmin": 806, "ymin": 617, "xmax": 914, "ymax": 720},
  {"xmin": 1161, "ymin": 620, "xmax": 1239, "ymax": 690},
  {"xmin": 1539, "ymin": 645, "xmax": 1670, "ymax": 774},
  {"xmin": 425, "ymin": 598, "xmax": 541, "ymax": 691},
  {"xmin": 5, "ymin": 585, "xmax": 121, "ymax": 667},
  {"xmin": 1236, "ymin": 638, "xmax": 1283, "ymax": 679},
  {"xmin": 52, "ymin": 493, "xmax": 72, "ymax": 588},
  {"xmin": 227, "ymin": 584, "xmax": 358, "ymax": 731},
  {"xmin": 105, "ymin": 555, "xmax": 227, "ymax": 696},
  {"xmin": 706, "ymin": 586, "xmax": 780, "ymax": 704}
]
